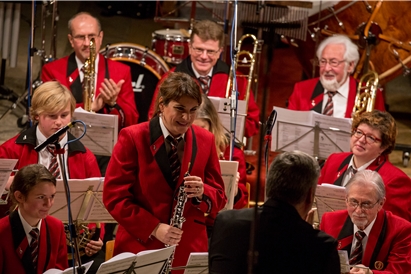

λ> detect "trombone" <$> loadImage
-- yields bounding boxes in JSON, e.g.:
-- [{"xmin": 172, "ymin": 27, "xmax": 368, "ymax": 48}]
[{"xmin": 225, "ymin": 34, "xmax": 259, "ymax": 158}]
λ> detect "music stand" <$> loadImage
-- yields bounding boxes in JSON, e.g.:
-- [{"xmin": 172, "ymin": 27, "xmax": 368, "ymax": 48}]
[
  {"xmin": 314, "ymin": 184, "xmax": 346, "ymax": 227},
  {"xmin": 96, "ymin": 246, "xmax": 175, "ymax": 274},
  {"xmin": 0, "ymin": 159, "xmax": 18, "ymax": 204},
  {"xmin": 271, "ymin": 107, "xmax": 352, "ymax": 160},
  {"xmin": 219, "ymin": 160, "xmax": 239, "ymax": 211}
]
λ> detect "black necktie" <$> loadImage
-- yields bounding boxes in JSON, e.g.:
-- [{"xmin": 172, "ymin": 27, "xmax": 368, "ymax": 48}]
[
  {"xmin": 323, "ymin": 91, "xmax": 337, "ymax": 116},
  {"xmin": 30, "ymin": 228, "xmax": 40, "ymax": 270},
  {"xmin": 167, "ymin": 136, "xmax": 181, "ymax": 187},
  {"xmin": 198, "ymin": 76, "xmax": 211, "ymax": 95},
  {"xmin": 349, "ymin": 230, "xmax": 366, "ymax": 265}
]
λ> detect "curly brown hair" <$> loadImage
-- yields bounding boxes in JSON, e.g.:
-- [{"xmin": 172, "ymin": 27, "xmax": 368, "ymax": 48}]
[{"xmin": 352, "ymin": 110, "xmax": 397, "ymax": 155}]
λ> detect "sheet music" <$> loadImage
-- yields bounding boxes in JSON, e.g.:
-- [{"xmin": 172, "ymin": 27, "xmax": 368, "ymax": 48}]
[
  {"xmin": 43, "ymin": 260, "xmax": 94, "ymax": 274},
  {"xmin": 96, "ymin": 246, "xmax": 174, "ymax": 274},
  {"xmin": 219, "ymin": 160, "xmax": 239, "ymax": 211},
  {"xmin": 71, "ymin": 107, "xmax": 118, "ymax": 156},
  {"xmin": 0, "ymin": 159, "xmax": 18, "ymax": 196},
  {"xmin": 208, "ymin": 97, "xmax": 247, "ymax": 140},
  {"xmin": 315, "ymin": 184, "xmax": 346, "ymax": 222},
  {"xmin": 184, "ymin": 252, "xmax": 208, "ymax": 274},
  {"xmin": 49, "ymin": 178, "xmax": 102, "ymax": 222},
  {"xmin": 271, "ymin": 107, "xmax": 352, "ymax": 159}
]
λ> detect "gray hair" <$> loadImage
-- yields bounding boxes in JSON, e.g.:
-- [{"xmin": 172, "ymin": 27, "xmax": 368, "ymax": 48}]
[
  {"xmin": 346, "ymin": 170, "xmax": 386, "ymax": 200},
  {"xmin": 266, "ymin": 151, "xmax": 320, "ymax": 205},
  {"xmin": 316, "ymin": 34, "xmax": 360, "ymax": 68},
  {"xmin": 68, "ymin": 12, "xmax": 101, "ymax": 34}
]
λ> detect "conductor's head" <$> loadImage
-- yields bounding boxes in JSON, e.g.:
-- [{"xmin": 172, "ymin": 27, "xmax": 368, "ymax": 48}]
[{"xmin": 266, "ymin": 151, "xmax": 320, "ymax": 218}]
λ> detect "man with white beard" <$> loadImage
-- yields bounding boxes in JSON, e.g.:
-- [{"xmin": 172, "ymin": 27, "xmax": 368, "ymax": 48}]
[
  {"xmin": 320, "ymin": 170, "xmax": 411, "ymax": 274},
  {"xmin": 288, "ymin": 34, "xmax": 385, "ymax": 118}
]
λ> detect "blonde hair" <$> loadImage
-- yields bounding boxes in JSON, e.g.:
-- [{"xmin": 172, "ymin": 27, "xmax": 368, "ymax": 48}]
[
  {"xmin": 30, "ymin": 81, "xmax": 76, "ymax": 122},
  {"xmin": 196, "ymin": 94, "xmax": 228, "ymax": 156}
]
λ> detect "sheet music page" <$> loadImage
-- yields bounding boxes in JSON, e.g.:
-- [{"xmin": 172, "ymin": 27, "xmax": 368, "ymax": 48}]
[
  {"xmin": 49, "ymin": 178, "xmax": 101, "ymax": 222},
  {"xmin": 134, "ymin": 246, "xmax": 174, "ymax": 272},
  {"xmin": 96, "ymin": 252, "xmax": 137, "ymax": 274},
  {"xmin": 0, "ymin": 159, "xmax": 18, "ymax": 196},
  {"xmin": 219, "ymin": 160, "xmax": 239, "ymax": 211},
  {"xmin": 184, "ymin": 252, "xmax": 208, "ymax": 274},
  {"xmin": 271, "ymin": 107, "xmax": 352, "ymax": 159},
  {"xmin": 208, "ymin": 97, "xmax": 246, "ymax": 140},
  {"xmin": 338, "ymin": 250, "xmax": 350, "ymax": 274},
  {"xmin": 315, "ymin": 184, "xmax": 347, "ymax": 222},
  {"xmin": 71, "ymin": 107, "xmax": 118, "ymax": 156},
  {"xmin": 43, "ymin": 260, "xmax": 94, "ymax": 274}
]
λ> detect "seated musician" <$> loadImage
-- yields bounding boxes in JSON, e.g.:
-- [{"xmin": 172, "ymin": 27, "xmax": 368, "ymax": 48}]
[
  {"xmin": 193, "ymin": 94, "xmax": 248, "ymax": 209},
  {"xmin": 209, "ymin": 151, "xmax": 340, "ymax": 274},
  {"xmin": 320, "ymin": 170, "xmax": 411, "ymax": 274},
  {"xmin": 41, "ymin": 11, "xmax": 138, "ymax": 130},
  {"xmin": 0, "ymin": 81, "xmax": 104, "ymax": 272},
  {"xmin": 0, "ymin": 164, "xmax": 68, "ymax": 273},
  {"xmin": 288, "ymin": 34, "xmax": 385, "ymax": 117},
  {"xmin": 103, "ymin": 72, "xmax": 226, "ymax": 272},
  {"xmin": 148, "ymin": 19, "xmax": 260, "ymax": 138},
  {"xmin": 319, "ymin": 110, "xmax": 411, "ymax": 222}
]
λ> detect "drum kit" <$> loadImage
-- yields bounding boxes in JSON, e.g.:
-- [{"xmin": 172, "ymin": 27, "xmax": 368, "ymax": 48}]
[{"xmin": 100, "ymin": 28, "xmax": 190, "ymax": 122}]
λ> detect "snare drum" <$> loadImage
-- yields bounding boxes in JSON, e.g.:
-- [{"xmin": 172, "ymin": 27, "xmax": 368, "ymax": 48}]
[
  {"xmin": 152, "ymin": 29, "xmax": 190, "ymax": 65},
  {"xmin": 101, "ymin": 43, "xmax": 169, "ymax": 122}
]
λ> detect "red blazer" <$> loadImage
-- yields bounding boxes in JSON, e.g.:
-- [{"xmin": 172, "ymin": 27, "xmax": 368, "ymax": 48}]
[
  {"xmin": 321, "ymin": 209, "xmax": 411, "ymax": 274},
  {"xmin": 0, "ymin": 211, "xmax": 68, "ymax": 274},
  {"xmin": 319, "ymin": 152, "xmax": 411, "ymax": 222},
  {"xmin": 148, "ymin": 57, "xmax": 260, "ymax": 138},
  {"xmin": 41, "ymin": 53, "xmax": 138, "ymax": 128},
  {"xmin": 103, "ymin": 116, "xmax": 226, "ymax": 269},
  {"xmin": 288, "ymin": 76, "xmax": 385, "ymax": 117}
]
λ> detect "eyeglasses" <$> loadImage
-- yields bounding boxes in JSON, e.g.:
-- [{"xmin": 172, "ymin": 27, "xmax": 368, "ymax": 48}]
[
  {"xmin": 191, "ymin": 45, "xmax": 220, "ymax": 56},
  {"xmin": 352, "ymin": 128, "xmax": 382, "ymax": 144},
  {"xmin": 347, "ymin": 199, "xmax": 380, "ymax": 210},
  {"xmin": 318, "ymin": 58, "xmax": 346, "ymax": 67},
  {"xmin": 71, "ymin": 33, "xmax": 100, "ymax": 42}
]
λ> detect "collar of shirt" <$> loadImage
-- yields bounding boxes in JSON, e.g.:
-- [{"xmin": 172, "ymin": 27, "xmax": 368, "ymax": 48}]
[
  {"xmin": 75, "ymin": 54, "xmax": 100, "ymax": 82},
  {"xmin": 342, "ymin": 157, "xmax": 376, "ymax": 187},
  {"xmin": 18, "ymin": 208, "xmax": 42, "ymax": 243},
  {"xmin": 36, "ymin": 125, "xmax": 69, "ymax": 177},
  {"xmin": 191, "ymin": 63, "xmax": 213, "ymax": 79},
  {"xmin": 351, "ymin": 216, "xmax": 377, "ymax": 254},
  {"xmin": 323, "ymin": 76, "xmax": 350, "ymax": 118},
  {"xmin": 159, "ymin": 116, "xmax": 185, "ymax": 141}
]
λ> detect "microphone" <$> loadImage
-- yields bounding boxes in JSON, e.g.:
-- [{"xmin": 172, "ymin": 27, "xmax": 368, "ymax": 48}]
[
  {"xmin": 265, "ymin": 109, "xmax": 277, "ymax": 136},
  {"xmin": 34, "ymin": 121, "xmax": 77, "ymax": 152}
]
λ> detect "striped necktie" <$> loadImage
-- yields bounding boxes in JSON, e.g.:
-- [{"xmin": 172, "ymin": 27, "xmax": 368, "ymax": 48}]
[
  {"xmin": 30, "ymin": 228, "xmax": 39, "ymax": 270},
  {"xmin": 323, "ymin": 91, "xmax": 337, "ymax": 116},
  {"xmin": 167, "ymin": 136, "xmax": 181, "ymax": 187},
  {"xmin": 47, "ymin": 145, "xmax": 61, "ymax": 179},
  {"xmin": 198, "ymin": 76, "xmax": 211, "ymax": 95},
  {"xmin": 349, "ymin": 230, "xmax": 366, "ymax": 265}
]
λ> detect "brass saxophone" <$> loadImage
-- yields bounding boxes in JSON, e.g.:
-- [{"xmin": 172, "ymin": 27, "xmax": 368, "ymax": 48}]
[
  {"xmin": 82, "ymin": 38, "xmax": 96, "ymax": 112},
  {"xmin": 162, "ymin": 164, "xmax": 190, "ymax": 273}
]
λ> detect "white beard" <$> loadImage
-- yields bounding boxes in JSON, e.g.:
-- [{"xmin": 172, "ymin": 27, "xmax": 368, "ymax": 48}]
[{"xmin": 320, "ymin": 69, "xmax": 349, "ymax": 91}]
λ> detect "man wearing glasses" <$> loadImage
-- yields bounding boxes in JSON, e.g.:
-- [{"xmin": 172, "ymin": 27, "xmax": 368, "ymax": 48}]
[
  {"xmin": 148, "ymin": 20, "xmax": 260, "ymax": 138},
  {"xmin": 41, "ymin": 12, "xmax": 138, "ymax": 129},
  {"xmin": 288, "ymin": 34, "xmax": 385, "ymax": 117},
  {"xmin": 320, "ymin": 170, "xmax": 411, "ymax": 274},
  {"xmin": 319, "ymin": 110, "xmax": 411, "ymax": 222}
]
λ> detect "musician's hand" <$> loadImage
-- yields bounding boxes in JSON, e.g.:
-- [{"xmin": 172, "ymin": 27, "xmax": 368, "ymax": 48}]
[
  {"xmin": 184, "ymin": 176, "xmax": 204, "ymax": 199},
  {"xmin": 350, "ymin": 264, "xmax": 373, "ymax": 274},
  {"xmin": 85, "ymin": 238, "xmax": 103, "ymax": 256},
  {"xmin": 5, "ymin": 176, "xmax": 14, "ymax": 191},
  {"xmin": 91, "ymin": 95, "xmax": 105, "ymax": 112},
  {"xmin": 305, "ymin": 208, "xmax": 317, "ymax": 225},
  {"xmin": 99, "ymin": 78, "xmax": 124, "ymax": 106},
  {"xmin": 152, "ymin": 223, "xmax": 183, "ymax": 246}
]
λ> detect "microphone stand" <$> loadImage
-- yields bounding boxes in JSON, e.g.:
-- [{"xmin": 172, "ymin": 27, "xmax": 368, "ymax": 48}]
[{"xmin": 54, "ymin": 141, "xmax": 85, "ymax": 274}]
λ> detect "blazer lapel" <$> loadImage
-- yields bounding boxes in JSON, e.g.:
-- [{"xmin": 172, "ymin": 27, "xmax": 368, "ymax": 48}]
[
  {"xmin": 363, "ymin": 210, "xmax": 387, "ymax": 268},
  {"xmin": 334, "ymin": 154, "xmax": 353, "ymax": 186},
  {"xmin": 10, "ymin": 210, "xmax": 36, "ymax": 274},
  {"xmin": 346, "ymin": 77, "xmax": 357, "ymax": 117},
  {"xmin": 310, "ymin": 80, "xmax": 325, "ymax": 113},
  {"xmin": 96, "ymin": 53, "xmax": 106, "ymax": 96},
  {"xmin": 336, "ymin": 215, "xmax": 354, "ymax": 255},
  {"xmin": 178, "ymin": 126, "xmax": 197, "ymax": 192},
  {"xmin": 66, "ymin": 53, "xmax": 82, "ymax": 103}
]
